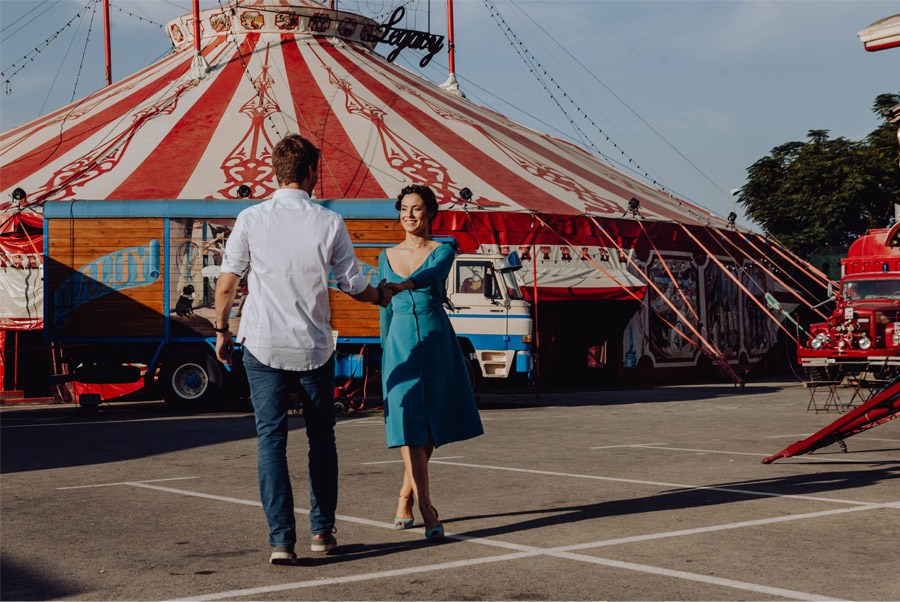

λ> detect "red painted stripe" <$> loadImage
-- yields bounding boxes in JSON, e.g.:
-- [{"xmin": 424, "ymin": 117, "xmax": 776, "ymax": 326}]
[
  {"xmin": 348, "ymin": 43, "xmax": 704, "ymax": 223},
  {"xmin": 864, "ymin": 39, "xmax": 900, "ymax": 51},
  {"xmin": 110, "ymin": 35, "xmax": 259, "ymax": 199},
  {"xmin": 3, "ymin": 52, "xmax": 183, "ymax": 141},
  {"xmin": 281, "ymin": 35, "xmax": 385, "ymax": 199},
  {"xmin": 1, "ymin": 40, "xmax": 226, "ymax": 189},
  {"xmin": 318, "ymin": 40, "xmax": 577, "ymax": 215}
]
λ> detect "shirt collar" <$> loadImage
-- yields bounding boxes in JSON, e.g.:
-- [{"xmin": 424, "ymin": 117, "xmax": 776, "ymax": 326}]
[{"xmin": 271, "ymin": 187, "xmax": 312, "ymax": 205}]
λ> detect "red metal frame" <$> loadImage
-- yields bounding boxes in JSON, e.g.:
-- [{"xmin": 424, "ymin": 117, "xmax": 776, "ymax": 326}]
[{"xmin": 762, "ymin": 375, "xmax": 900, "ymax": 463}]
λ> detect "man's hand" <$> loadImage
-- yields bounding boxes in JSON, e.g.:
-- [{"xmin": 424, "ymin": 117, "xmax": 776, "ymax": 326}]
[
  {"xmin": 216, "ymin": 332, "xmax": 234, "ymax": 366},
  {"xmin": 378, "ymin": 282, "xmax": 394, "ymax": 307},
  {"xmin": 384, "ymin": 280, "xmax": 412, "ymax": 295}
]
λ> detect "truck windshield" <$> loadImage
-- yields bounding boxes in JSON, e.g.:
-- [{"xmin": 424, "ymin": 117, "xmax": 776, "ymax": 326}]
[
  {"xmin": 843, "ymin": 278, "xmax": 900, "ymax": 300},
  {"xmin": 501, "ymin": 271, "xmax": 524, "ymax": 300}
]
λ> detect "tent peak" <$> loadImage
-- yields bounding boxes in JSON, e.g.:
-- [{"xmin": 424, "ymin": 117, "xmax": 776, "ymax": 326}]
[{"xmin": 166, "ymin": 0, "xmax": 380, "ymax": 52}]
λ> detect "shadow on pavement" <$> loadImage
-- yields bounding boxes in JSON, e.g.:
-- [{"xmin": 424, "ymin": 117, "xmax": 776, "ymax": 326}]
[
  {"xmin": 1, "ymin": 556, "xmax": 86, "ymax": 601},
  {"xmin": 0, "ymin": 402, "xmax": 372, "ymax": 474},
  {"xmin": 445, "ymin": 465, "xmax": 900, "ymax": 540}
]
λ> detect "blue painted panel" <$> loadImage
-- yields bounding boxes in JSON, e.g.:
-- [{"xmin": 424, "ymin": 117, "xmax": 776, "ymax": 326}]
[{"xmin": 43, "ymin": 198, "xmax": 398, "ymax": 219}]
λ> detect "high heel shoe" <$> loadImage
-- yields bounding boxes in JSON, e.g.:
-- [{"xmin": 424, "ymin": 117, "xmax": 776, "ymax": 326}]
[
  {"xmin": 420, "ymin": 504, "xmax": 444, "ymax": 542},
  {"xmin": 394, "ymin": 495, "xmax": 414, "ymax": 530}
]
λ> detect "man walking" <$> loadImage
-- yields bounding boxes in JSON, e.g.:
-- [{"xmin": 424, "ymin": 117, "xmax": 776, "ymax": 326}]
[{"xmin": 214, "ymin": 134, "xmax": 391, "ymax": 565}]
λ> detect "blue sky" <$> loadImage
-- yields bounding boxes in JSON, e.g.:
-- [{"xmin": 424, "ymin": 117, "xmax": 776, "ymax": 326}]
[{"xmin": 1, "ymin": 1, "xmax": 896, "ymax": 226}]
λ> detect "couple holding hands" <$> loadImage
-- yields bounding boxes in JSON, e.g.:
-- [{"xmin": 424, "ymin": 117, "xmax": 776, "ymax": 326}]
[{"xmin": 214, "ymin": 134, "xmax": 482, "ymax": 565}]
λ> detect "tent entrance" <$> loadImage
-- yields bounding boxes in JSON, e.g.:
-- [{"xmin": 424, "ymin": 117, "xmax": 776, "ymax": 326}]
[{"xmin": 536, "ymin": 300, "xmax": 640, "ymax": 387}]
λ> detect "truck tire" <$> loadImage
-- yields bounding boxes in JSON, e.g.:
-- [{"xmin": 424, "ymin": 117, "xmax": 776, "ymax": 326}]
[
  {"xmin": 466, "ymin": 357, "xmax": 481, "ymax": 392},
  {"xmin": 160, "ymin": 351, "xmax": 223, "ymax": 410}
]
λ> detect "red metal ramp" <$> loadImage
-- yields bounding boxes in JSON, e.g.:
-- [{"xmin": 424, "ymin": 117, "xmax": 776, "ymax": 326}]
[{"xmin": 762, "ymin": 375, "xmax": 900, "ymax": 463}]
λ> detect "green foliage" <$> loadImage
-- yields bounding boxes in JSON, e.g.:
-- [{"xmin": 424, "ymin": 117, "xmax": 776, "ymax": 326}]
[{"xmin": 738, "ymin": 93, "xmax": 900, "ymax": 258}]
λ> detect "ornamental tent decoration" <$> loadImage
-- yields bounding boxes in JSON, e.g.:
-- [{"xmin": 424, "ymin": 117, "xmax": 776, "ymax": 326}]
[{"xmin": 0, "ymin": 0, "xmax": 726, "ymax": 224}]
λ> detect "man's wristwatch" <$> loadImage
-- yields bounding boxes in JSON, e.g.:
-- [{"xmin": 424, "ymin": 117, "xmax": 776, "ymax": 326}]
[{"xmin": 213, "ymin": 324, "xmax": 230, "ymax": 334}]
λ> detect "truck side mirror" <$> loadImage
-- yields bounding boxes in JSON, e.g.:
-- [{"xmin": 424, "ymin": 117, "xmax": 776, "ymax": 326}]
[
  {"xmin": 497, "ymin": 251, "xmax": 522, "ymax": 272},
  {"xmin": 828, "ymin": 282, "xmax": 834, "ymax": 298}
]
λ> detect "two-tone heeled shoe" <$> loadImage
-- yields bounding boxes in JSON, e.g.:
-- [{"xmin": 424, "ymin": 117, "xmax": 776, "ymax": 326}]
[
  {"xmin": 394, "ymin": 495, "xmax": 414, "ymax": 530},
  {"xmin": 420, "ymin": 504, "xmax": 444, "ymax": 542}
]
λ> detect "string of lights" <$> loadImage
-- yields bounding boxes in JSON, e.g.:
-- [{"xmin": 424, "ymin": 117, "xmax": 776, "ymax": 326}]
[
  {"xmin": 108, "ymin": 1, "xmax": 165, "ymax": 28},
  {"xmin": 1, "ymin": 0, "xmax": 94, "ymax": 92},
  {"xmin": 483, "ymin": 0, "xmax": 672, "ymax": 194}
]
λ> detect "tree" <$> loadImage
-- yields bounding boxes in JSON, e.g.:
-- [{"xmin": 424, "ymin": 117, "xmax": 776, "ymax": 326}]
[{"xmin": 737, "ymin": 93, "xmax": 900, "ymax": 258}]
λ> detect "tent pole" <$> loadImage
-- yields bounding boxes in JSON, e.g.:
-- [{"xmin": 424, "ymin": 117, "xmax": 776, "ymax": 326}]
[
  {"xmin": 103, "ymin": 0, "xmax": 111, "ymax": 86},
  {"xmin": 446, "ymin": 0, "xmax": 456, "ymax": 76},
  {"xmin": 193, "ymin": 0, "xmax": 201, "ymax": 54}
]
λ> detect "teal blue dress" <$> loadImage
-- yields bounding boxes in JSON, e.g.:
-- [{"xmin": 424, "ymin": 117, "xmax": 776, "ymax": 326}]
[{"xmin": 378, "ymin": 244, "xmax": 484, "ymax": 448}]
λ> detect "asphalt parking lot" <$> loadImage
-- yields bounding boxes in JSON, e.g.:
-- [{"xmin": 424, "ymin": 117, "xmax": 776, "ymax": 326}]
[{"xmin": 2, "ymin": 378, "xmax": 898, "ymax": 601}]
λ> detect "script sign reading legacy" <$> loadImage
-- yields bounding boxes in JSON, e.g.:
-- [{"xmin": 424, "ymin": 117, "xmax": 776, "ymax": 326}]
[{"xmin": 370, "ymin": 7, "xmax": 445, "ymax": 68}]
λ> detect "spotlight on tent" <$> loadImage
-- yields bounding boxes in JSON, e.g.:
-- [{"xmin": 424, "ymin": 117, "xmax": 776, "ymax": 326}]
[
  {"xmin": 459, "ymin": 187, "xmax": 474, "ymax": 207},
  {"xmin": 728, "ymin": 212, "xmax": 737, "ymax": 226},
  {"xmin": 11, "ymin": 188, "xmax": 26, "ymax": 207},
  {"xmin": 627, "ymin": 197, "xmax": 640, "ymax": 217},
  {"xmin": 237, "ymin": 185, "xmax": 252, "ymax": 199}
]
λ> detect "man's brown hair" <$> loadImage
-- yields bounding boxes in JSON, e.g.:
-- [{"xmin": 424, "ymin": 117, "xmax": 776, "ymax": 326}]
[{"xmin": 272, "ymin": 134, "xmax": 319, "ymax": 186}]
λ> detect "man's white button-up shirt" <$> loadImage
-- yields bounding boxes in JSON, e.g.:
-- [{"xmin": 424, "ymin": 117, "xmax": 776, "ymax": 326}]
[{"xmin": 220, "ymin": 188, "xmax": 369, "ymax": 371}]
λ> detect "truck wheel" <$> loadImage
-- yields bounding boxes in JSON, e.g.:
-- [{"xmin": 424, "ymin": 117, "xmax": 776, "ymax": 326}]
[
  {"xmin": 160, "ymin": 352, "xmax": 222, "ymax": 410},
  {"xmin": 466, "ymin": 358, "xmax": 481, "ymax": 392}
]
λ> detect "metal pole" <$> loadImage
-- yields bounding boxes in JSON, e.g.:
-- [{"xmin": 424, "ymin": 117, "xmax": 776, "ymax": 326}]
[
  {"xmin": 446, "ymin": 0, "xmax": 456, "ymax": 76},
  {"xmin": 193, "ymin": 0, "xmax": 201, "ymax": 53},
  {"xmin": 103, "ymin": 0, "xmax": 112, "ymax": 85}
]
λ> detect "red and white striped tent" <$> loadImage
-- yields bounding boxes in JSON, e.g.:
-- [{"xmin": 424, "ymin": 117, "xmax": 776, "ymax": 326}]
[{"xmin": 0, "ymin": 0, "xmax": 814, "ymax": 389}]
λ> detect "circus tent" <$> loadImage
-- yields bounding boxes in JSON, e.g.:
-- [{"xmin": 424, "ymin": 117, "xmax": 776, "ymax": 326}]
[{"xmin": 0, "ymin": 0, "xmax": 824, "ymax": 392}]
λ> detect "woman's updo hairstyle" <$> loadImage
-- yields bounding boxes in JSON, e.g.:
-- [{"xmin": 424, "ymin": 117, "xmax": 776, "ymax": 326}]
[{"xmin": 396, "ymin": 184, "xmax": 439, "ymax": 220}]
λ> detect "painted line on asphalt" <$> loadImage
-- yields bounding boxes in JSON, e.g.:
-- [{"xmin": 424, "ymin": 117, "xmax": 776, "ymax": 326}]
[
  {"xmin": 553, "ymin": 504, "xmax": 884, "ymax": 551},
  {"xmin": 602, "ymin": 443, "xmax": 850, "ymax": 460},
  {"xmin": 589, "ymin": 443, "xmax": 668, "ymax": 449},
  {"xmin": 127, "ymin": 482, "xmax": 854, "ymax": 602},
  {"xmin": 165, "ymin": 551, "xmax": 542, "ymax": 602},
  {"xmin": 428, "ymin": 459, "xmax": 888, "ymax": 506},
  {"xmin": 361, "ymin": 456, "xmax": 465, "ymax": 465},
  {"xmin": 57, "ymin": 476, "xmax": 199, "ymax": 490},
  {"xmin": 69, "ymin": 479, "xmax": 875, "ymax": 601},
  {"xmin": 548, "ymin": 551, "xmax": 843, "ymax": 602}
]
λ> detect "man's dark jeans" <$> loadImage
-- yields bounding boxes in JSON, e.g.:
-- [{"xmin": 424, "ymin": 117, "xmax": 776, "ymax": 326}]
[{"xmin": 243, "ymin": 350, "xmax": 337, "ymax": 547}]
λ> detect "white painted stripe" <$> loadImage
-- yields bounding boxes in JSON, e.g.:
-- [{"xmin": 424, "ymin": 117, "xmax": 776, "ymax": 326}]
[
  {"xmin": 164, "ymin": 551, "xmax": 541, "ymax": 602},
  {"xmin": 549, "ymin": 551, "xmax": 843, "ymax": 602},
  {"xmin": 592, "ymin": 443, "xmax": 868, "ymax": 462},
  {"xmin": 554, "ymin": 504, "xmax": 884, "ymax": 551},
  {"xmin": 362, "ymin": 456, "xmax": 465, "ymax": 465},
  {"xmin": 57, "ymin": 477, "xmax": 199, "ymax": 490},
  {"xmin": 589, "ymin": 443, "xmax": 668, "ymax": 449},
  {"xmin": 428, "ymin": 460, "xmax": 884, "ymax": 506},
  {"xmin": 72, "ymin": 480, "xmax": 864, "ymax": 601}
]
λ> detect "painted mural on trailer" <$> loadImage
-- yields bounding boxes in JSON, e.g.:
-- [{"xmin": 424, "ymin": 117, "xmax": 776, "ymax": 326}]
[{"xmin": 622, "ymin": 254, "xmax": 776, "ymax": 372}]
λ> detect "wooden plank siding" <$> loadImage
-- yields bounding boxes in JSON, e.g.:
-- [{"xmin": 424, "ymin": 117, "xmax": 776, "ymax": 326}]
[
  {"xmin": 331, "ymin": 219, "xmax": 403, "ymax": 338},
  {"xmin": 46, "ymin": 218, "xmax": 166, "ymax": 338}
]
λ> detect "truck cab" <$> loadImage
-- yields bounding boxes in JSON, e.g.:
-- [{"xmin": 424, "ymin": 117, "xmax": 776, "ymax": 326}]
[
  {"xmin": 447, "ymin": 253, "xmax": 532, "ymax": 381},
  {"xmin": 799, "ymin": 227, "xmax": 900, "ymax": 376}
]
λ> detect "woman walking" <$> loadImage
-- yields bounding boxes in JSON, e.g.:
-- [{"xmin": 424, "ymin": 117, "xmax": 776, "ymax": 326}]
[{"xmin": 378, "ymin": 184, "xmax": 484, "ymax": 541}]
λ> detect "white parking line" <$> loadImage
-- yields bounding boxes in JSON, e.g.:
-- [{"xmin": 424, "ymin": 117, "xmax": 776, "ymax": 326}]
[
  {"xmin": 62, "ymin": 479, "xmax": 880, "ymax": 601},
  {"xmin": 361, "ymin": 456, "xmax": 465, "ymax": 465},
  {"xmin": 165, "ymin": 551, "xmax": 541, "ymax": 602},
  {"xmin": 589, "ymin": 443, "xmax": 668, "ymax": 449},
  {"xmin": 599, "ymin": 443, "xmax": 841, "ymax": 459},
  {"xmin": 57, "ymin": 476, "xmax": 199, "ymax": 490},
  {"xmin": 428, "ymin": 459, "xmax": 891, "ymax": 506}
]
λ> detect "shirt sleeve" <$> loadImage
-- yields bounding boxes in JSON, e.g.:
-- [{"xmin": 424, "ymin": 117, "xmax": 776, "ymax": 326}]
[
  {"xmin": 409, "ymin": 243, "xmax": 454, "ymax": 288},
  {"xmin": 220, "ymin": 210, "xmax": 251, "ymax": 277},
  {"xmin": 330, "ymin": 217, "xmax": 368, "ymax": 296}
]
